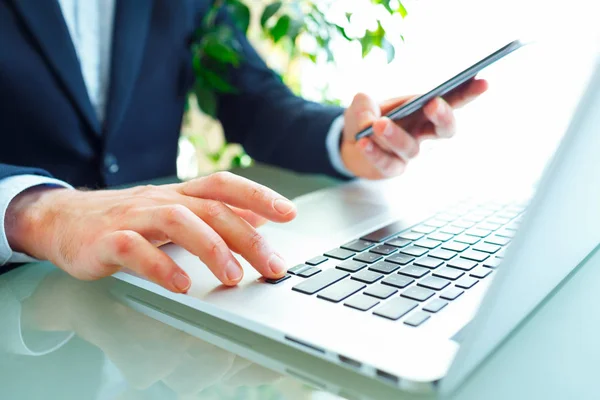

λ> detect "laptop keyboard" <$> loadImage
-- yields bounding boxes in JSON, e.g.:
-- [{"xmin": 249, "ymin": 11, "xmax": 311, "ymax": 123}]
[{"xmin": 267, "ymin": 199, "xmax": 527, "ymax": 328}]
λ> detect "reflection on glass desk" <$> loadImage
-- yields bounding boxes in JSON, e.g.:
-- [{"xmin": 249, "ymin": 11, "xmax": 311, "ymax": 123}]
[{"xmin": 0, "ymin": 261, "xmax": 425, "ymax": 400}]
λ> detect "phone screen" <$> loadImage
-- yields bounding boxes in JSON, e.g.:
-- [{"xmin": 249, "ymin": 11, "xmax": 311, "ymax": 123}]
[{"xmin": 355, "ymin": 40, "xmax": 524, "ymax": 140}]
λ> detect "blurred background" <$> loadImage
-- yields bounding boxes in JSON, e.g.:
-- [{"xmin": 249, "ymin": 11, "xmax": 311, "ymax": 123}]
[{"xmin": 178, "ymin": 0, "xmax": 600, "ymax": 193}]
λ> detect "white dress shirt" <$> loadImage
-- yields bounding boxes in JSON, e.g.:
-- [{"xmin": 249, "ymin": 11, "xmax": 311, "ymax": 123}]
[{"xmin": 0, "ymin": 1, "xmax": 350, "ymax": 265}]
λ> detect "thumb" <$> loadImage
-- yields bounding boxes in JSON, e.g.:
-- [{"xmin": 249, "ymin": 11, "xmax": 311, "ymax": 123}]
[{"xmin": 344, "ymin": 93, "xmax": 381, "ymax": 141}]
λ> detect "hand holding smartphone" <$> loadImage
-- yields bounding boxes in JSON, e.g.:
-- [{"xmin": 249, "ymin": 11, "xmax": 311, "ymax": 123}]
[{"xmin": 355, "ymin": 40, "xmax": 524, "ymax": 141}]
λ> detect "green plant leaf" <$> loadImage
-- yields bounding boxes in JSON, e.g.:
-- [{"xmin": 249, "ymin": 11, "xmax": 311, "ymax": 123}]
[
  {"xmin": 202, "ymin": 33, "xmax": 242, "ymax": 67},
  {"xmin": 195, "ymin": 85, "xmax": 218, "ymax": 118},
  {"xmin": 200, "ymin": 68, "xmax": 238, "ymax": 93},
  {"xmin": 261, "ymin": 1, "xmax": 282, "ymax": 28},
  {"xmin": 397, "ymin": 2, "xmax": 408, "ymax": 18},
  {"xmin": 226, "ymin": 0, "xmax": 251, "ymax": 34},
  {"xmin": 335, "ymin": 24, "xmax": 352, "ymax": 41},
  {"xmin": 270, "ymin": 15, "xmax": 291, "ymax": 43}
]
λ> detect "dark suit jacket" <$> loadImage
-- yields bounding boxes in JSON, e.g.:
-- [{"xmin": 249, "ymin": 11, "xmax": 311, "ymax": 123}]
[{"xmin": 0, "ymin": 0, "xmax": 344, "ymax": 188}]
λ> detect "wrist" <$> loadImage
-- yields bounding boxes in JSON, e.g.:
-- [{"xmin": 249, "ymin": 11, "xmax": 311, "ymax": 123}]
[{"xmin": 6, "ymin": 187, "xmax": 69, "ymax": 260}]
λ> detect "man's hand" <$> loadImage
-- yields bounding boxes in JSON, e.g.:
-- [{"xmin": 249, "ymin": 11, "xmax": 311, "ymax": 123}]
[
  {"xmin": 341, "ymin": 78, "xmax": 489, "ymax": 179},
  {"xmin": 5, "ymin": 172, "xmax": 297, "ymax": 293}
]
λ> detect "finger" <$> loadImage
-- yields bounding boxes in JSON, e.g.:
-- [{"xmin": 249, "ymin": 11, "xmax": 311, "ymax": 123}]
[
  {"xmin": 346, "ymin": 93, "xmax": 381, "ymax": 136},
  {"xmin": 358, "ymin": 138, "xmax": 406, "ymax": 178},
  {"xmin": 177, "ymin": 172, "xmax": 296, "ymax": 223},
  {"xmin": 192, "ymin": 200, "xmax": 287, "ymax": 280},
  {"xmin": 444, "ymin": 78, "xmax": 488, "ymax": 109},
  {"xmin": 379, "ymin": 95, "xmax": 414, "ymax": 115},
  {"xmin": 97, "ymin": 230, "xmax": 192, "ymax": 293},
  {"xmin": 228, "ymin": 206, "xmax": 268, "ymax": 228},
  {"xmin": 128, "ymin": 205, "xmax": 244, "ymax": 286},
  {"xmin": 422, "ymin": 97, "xmax": 456, "ymax": 138},
  {"xmin": 372, "ymin": 117, "xmax": 420, "ymax": 160}
]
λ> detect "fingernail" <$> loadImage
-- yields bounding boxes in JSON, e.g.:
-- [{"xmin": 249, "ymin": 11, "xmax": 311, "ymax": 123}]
[
  {"xmin": 268, "ymin": 254, "xmax": 286, "ymax": 276},
  {"xmin": 173, "ymin": 272, "xmax": 191, "ymax": 293},
  {"xmin": 364, "ymin": 141, "xmax": 374, "ymax": 153},
  {"xmin": 226, "ymin": 260, "xmax": 243, "ymax": 282},
  {"xmin": 273, "ymin": 198, "xmax": 296, "ymax": 215}
]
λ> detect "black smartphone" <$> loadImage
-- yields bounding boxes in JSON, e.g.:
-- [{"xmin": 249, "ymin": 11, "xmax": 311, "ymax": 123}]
[{"xmin": 355, "ymin": 40, "xmax": 524, "ymax": 140}]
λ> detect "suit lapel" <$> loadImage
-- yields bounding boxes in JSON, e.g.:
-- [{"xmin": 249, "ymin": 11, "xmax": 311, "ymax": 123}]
[
  {"xmin": 103, "ymin": 0, "xmax": 155, "ymax": 139},
  {"xmin": 9, "ymin": 0, "xmax": 101, "ymax": 135}
]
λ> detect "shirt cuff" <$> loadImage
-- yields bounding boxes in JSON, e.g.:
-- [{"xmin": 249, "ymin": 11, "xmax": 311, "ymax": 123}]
[
  {"xmin": 0, "ymin": 175, "xmax": 73, "ymax": 265},
  {"xmin": 325, "ymin": 114, "xmax": 355, "ymax": 178}
]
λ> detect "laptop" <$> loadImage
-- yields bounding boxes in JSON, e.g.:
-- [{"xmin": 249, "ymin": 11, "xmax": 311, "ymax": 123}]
[{"xmin": 112, "ymin": 53, "xmax": 600, "ymax": 395}]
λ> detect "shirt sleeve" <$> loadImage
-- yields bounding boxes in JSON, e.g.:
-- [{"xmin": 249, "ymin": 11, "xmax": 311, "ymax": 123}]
[
  {"xmin": 325, "ymin": 114, "xmax": 355, "ymax": 178},
  {"xmin": 0, "ymin": 175, "xmax": 73, "ymax": 265}
]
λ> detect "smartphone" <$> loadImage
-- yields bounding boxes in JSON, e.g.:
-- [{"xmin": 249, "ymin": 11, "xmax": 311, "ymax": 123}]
[{"xmin": 355, "ymin": 40, "xmax": 524, "ymax": 140}]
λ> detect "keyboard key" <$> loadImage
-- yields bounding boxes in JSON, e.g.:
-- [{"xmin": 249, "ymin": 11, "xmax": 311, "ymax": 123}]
[
  {"xmin": 288, "ymin": 264, "xmax": 311, "ymax": 275},
  {"xmin": 324, "ymin": 248, "xmax": 355, "ymax": 260},
  {"xmin": 505, "ymin": 222, "xmax": 520, "ymax": 231},
  {"xmin": 414, "ymin": 239, "xmax": 441, "ymax": 249},
  {"xmin": 386, "ymin": 253, "xmax": 415, "ymax": 265},
  {"xmin": 336, "ymin": 260, "xmax": 367, "ymax": 273},
  {"xmin": 428, "ymin": 232, "xmax": 454, "ymax": 242},
  {"xmin": 398, "ymin": 265, "xmax": 430, "ymax": 278},
  {"xmin": 369, "ymin": 261, "xmax": 400, "ymax": 274},
  {"xmin": 385, "ymin": 237, "xmax": 411, "ymax": 248},
  {"xmin": 433, "ymin": 267, "xmax": 465, "ymax": 281},
  {"xmin": 497, "ymin": 210, "xmax": 519, "ymax": 219},
  {"xmin": 424, "ymin": 219, "xmax": 448, "ymax": 228},
  {"xmin": 423, "ymin": 299, "xmax": 448, "ymax": 313},
  {"xmin": 496, "ymin": 249, "xmax": 507, "ymax": 258},
  {"xmin": 341, "ymin": 239, "xmax": 374, "ymax": 252},
  {"xmin": 440, "ymin": 287, "xmax": 464, "ymax": 300},
  {"xmin": 373, "ymin": 297, "xmax": 418, "ymax": 321},
  {"xmin": 440, "ymin": 226, "xmax": 465, "ymax": 235},
  {"xmin": 382, "ymin": 274, "xmax": 414, "ymax": 289},
  {"xmin": 413, "ymin": 257, "xmax": 444, "ymax": 269},
  {"xmin": 465, "ymin": 228, "xmax": 492, "ymax": 238},
  {"xmin": 361, "ymin": 221, "xmax": 410, "ymax": 242},
  {"xmin": 463, "ymin": 213, "xmax": 486, "ymax": 223},
  {"xmin": 428, "ymin": 249, "xmax": 457, "ymax": 260},
  {"xmin": 292, "ymin": 269, "xmax": 349, "ymax": 295},
  {"xmin": 454, "ymin": 234, "xmax": 480, "ymax": 245},
  {"xmin": 299, "ymin": 267, "xmax": 321, "ymax": 278},
  {"xmin": 363, "ymin": 284, "xmax": 398, "ymax": 299},
  {"xmin": 370, "ymin": 244, "xmax": 398, "ymax": 256},
  {"xmin": 470, "ymin": 267, "xmax": 493, "ymax": 279},
  {"xmin": 487, "ymin": 216, "xmax": 511, "ymax": 225},
  {"xmin": 402, "ymin": 287, "xmax": 435, "ymax": 302},
  {"xmin": 404, "ymin": 311, "xmax": 431, "ymax": 327},
  {"xmin": 351, "ymin": 269, "xmax": 384, "ymax": 284},
  {"xmin": 452, "ymin": 220, "xmax": 475, "ymax": 229},
  {"xmin": 266, "ymin": 274, "xmax": 291, "ymax": 284},
  {"xmin": 473, "ymin": 242, "xmax": 501, "ymax": 254},
  {"xmin": 400, "ymin": 246, "xmax": 428, "ymax": 257},
  {"xmin": 483, "ymin": 257, "xmax": 502, "ymax": 269},
  {"xmin": 485, "ymin": 235, "xmax": 510, "ymax": 246},
  {"xmin": 436, "ymin": 212, "xmax": 460, "ymax": 222},
  {"xmin": 418, "ymin": 276, "xmax": 451, "ymax": 291},
  {"xmin": 412, "ymin": 225, "xmax": 436, "ymax": 234},
  {"xmin": 447, "ymin": 258, "xmax": 478, "ymax": 271},
  {"xmin": 496, "ymin": 229, "xmax": 515, "ymax": 238},
  {"xmin": 456, "ymin": 277, "xmax": 479, "ymax": 289},
  {"xmin": 399, "ymin": 231, "xmax": 425, "ymax": 241},
  {"xmin": 344, "ymin": 295, "xmax": 380, "ymax": 311},
  {"xmin": 306, "ymin": 256, "xmax": 328, "ymax": 266},
  {"xmin": 317, "ymin": 280, "xmax": 366, "ymax": 303},
  {"xmin": 460, "ymin": 250, "xmax": 490, "ymax": 262},
  {"xmin": 477, "ymin": 222, "xmax": 502, "ymax": 231},
  {"xmin": 353, "ymin": 252, "xmax": 383, "ymax": 264},
  {"xmin": 442, "ymin": 241, "xmax": 469, "ymax": 252}
]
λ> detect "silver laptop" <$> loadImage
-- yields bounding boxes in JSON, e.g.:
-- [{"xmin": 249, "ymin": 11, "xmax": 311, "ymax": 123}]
[{"xmin": 113, "ymin": 53, "xmax": 600, "ymax": 395}]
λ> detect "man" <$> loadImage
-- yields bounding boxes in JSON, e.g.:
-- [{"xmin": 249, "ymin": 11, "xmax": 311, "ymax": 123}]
[{"xmin": 0, "ymin": 0, "xmax": 487, "ymax": 294}]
